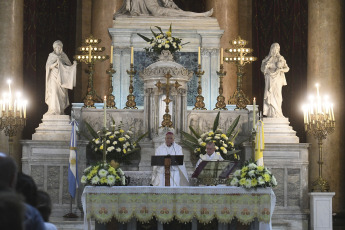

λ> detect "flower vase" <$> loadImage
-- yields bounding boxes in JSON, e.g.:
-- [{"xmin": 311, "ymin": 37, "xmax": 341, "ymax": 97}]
[{"xmin": 110, "ymin": 160, "xmax": 120, "ymax": 169}]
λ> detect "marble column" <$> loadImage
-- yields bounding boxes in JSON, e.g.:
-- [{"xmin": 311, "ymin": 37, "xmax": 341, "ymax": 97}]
[
  {"xmin": 205, "ymin": 0, "xmax": 239, "ymax": 104},
  {"xmin": 91, "ymin": 0, "xmax": 122, "ymax": 100},
  {"xmin": 307, "ymin": 0, "xmax": 345, "ymax": 213},
  {"xmin": 238, "ymin": 0, "xmax": 253, "ymax": 99},
  {"xmin": 75, "ymin": 0, "xmax": 92, "ymax": 103},
  {"xmin": 0, "ymin": 0, "xmax": 23, "ymax": 166}
]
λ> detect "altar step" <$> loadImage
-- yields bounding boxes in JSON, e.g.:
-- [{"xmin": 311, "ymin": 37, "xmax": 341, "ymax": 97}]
[
  {"xmin": 262, "ymin": 117, "xmax": 299, "ymax": 143},
  {"xmin": 50, "ymin": 217, "xmax": 93, "ymax": 230}
]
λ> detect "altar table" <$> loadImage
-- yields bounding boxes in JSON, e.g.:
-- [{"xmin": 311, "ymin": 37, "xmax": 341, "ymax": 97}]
[{"xmin": 82, "ymin": 186, "xmax": 276, "ymax": 230}]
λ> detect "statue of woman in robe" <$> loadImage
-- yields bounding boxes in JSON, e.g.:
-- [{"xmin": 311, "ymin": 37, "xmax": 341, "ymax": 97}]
[
  {"xmin": 45, "ymin": 40, "xmax": 77, "ymax": 115},
  {"xmin": 261, "ymin": 43, "xmax": 289, "ymax": 118},
  {"xmin": 114, "ymin": 0, "xmax": 213, "ymax": 18}
]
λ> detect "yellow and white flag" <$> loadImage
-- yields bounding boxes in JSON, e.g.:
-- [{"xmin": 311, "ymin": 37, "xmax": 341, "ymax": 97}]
[{"xmin": 255, "ymin": 120, "xmax": 265, "ymax": 166}]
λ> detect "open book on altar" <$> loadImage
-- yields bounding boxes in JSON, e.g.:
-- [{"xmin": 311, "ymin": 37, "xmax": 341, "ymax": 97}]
[
  {"xmin": 191, "ymin": 161, "xmax": 239, "ymax": 185},
  {"xmin": 151, "ymin": 155, "xmax": 184, "ymax": 166}
]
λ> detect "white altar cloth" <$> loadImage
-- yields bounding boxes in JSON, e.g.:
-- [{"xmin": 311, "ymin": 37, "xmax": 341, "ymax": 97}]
[{"xmin": 82, "ymin": 186, "xmax": 276, "ymax": 230}]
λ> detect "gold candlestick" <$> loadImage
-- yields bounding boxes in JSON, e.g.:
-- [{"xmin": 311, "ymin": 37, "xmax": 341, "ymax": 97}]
[
  {"xmin": 124, "ymin": 63, "xmax": 138, "ymax": 109},
  {"xmin": 224, "ymin": 36, "xmax": 257, "ymax": 109},
  {"xmin": 193, "ymin": 64, "xmax": 206, "ymax": 110},
  {"xmin": 214, "ymin": 64, "xmax": 228, "ymax": 110},
  {"xmin": 74, "ymin": 35, "xmax": 109, "ymax": 108},
  {"xmin": 106, "ymin": 63, "xmax": 117, "ymax": 109},
  {"xmin": 303, "ymin": 84, "xmax": 335, "ymax": 192}
]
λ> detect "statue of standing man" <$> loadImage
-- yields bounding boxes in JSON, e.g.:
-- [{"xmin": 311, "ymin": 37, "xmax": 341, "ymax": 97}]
[
  {"xmin": 45, "ymin": 40, "xmax": 77, "ymax": 115},
  {"xmin": 261, "ymin": 43, "xmax": 289, "ymax": 118}
]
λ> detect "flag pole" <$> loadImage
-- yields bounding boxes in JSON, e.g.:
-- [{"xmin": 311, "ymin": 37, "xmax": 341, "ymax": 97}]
[
  {"xmin": 64, "ymin": 120, "xmax": 79, "ymax": 218},
  {"xmin": 63, "ymin": 196, "xmax": 78, "ymax": 218}
]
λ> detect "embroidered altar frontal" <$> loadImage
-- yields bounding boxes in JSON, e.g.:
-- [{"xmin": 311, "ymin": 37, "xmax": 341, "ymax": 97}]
[{"xmin": 82, "ymin": 186, "xmax": 275, "ymax": 226}]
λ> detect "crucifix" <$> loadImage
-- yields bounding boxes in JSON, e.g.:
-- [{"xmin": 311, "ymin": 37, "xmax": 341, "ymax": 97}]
[{"xmin": 155, "ymin": 72, "xmax": 181, "ymax": 128}]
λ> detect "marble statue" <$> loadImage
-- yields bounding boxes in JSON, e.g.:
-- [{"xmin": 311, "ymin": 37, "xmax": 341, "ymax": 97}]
[
  {"xmin": 261, "ymin": 43, "xmax": 289, "ymax": 118},
  {"xmin": 45, "ymin": 40, "xmax": 77, "ymax": 115},
  {"xmin": 114, "ymin": 0, "xmax": 213, "ymax": 18}
]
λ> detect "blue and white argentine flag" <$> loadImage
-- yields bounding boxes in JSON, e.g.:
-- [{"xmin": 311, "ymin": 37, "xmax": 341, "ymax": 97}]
[{"xmin": 68, "ymin": 120, "xmax": 79, "ymax": 198}]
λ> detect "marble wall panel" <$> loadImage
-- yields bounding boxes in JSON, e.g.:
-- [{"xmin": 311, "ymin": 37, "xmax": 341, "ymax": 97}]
[
  {"xmin": 288, "ymin": 168, "xmax": 301, "ymax": 207},
  {"xmin": 31, "ymin": 165, "xmax": 45, "ymax": 190},
  {"xmin": 272, "ymin": 168, "xmax": 285, "ymax": 207},
  {"xmin": 133, "ymin": 51, "xmax": 198, "ymax": 107},
  {"xmin": 47, "ymin": 166, "xmax": 60, "ymax": 204}
]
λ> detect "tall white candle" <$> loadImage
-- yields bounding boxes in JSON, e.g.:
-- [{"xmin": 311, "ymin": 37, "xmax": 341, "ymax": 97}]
[
  {"xmin": 130, "ymin": 47, "xmax": 134, "ymax": 64},
  {"xmin": 8, "ymin": 80, "xmax": 12, "ymax": 110},
  {"xmin": 253, "ymin": 97, "xmax": 256, "ymax": 129},
  {"xmin": 88, "ymin": 45, "xmax": 92, "ymax": 63},
  {"xmin": 104, "ymin": 96, "xmax": 107, "ymax": 128},
  {"xmin": 198, "ymin": 47, "xmax": 201, "ymax": 65},
  {"xmin": 19, "ymin": 101, "xmax": 22, "ymax": 118},
  {"xmin": 14, "ymin": 100, "xmax": 16, "ymax": 117},
  {"xmin": 23, "ymin": 101, "xmax": 26, "ymax": 118},
  {"xmin": 110, "ymin": 45, "xmax": 113, "ymax": 64},
  {"xmin": 220, "ymin": 48, "xmax": 224, "ymax": 65}
]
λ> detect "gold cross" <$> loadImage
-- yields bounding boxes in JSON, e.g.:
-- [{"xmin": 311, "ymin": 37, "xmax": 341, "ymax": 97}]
[{"xmin": 154, "ymin": 72, "xmax": 181, "ymax": 127}]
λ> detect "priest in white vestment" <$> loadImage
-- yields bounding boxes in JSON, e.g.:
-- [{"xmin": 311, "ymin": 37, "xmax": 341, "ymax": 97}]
[
  {"xmin": 195, "ymin": 142, "xmax": 224, "ymax": 168},
  {"xmin": 151, "ymin": 132, "xmax": 189, "ymax": 186},
  {"xmin": 45, "ymin": 40, "xmax": 76, "ymax": 115}
]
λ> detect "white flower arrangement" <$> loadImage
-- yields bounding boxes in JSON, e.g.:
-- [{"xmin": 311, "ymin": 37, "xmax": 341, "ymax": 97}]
[
  {"xmin": 137, "ymin": 24, "xmax": 187, "ymax": 55},
  {"xmin": 84, "ymin": 121, "xmax": 147, "ymax": 164},
  {"xmin": 229, "ymin": 161, "xmax": 278, "ymax": 188},
  {"xmin": 81, "ymin": 163, "xmax": 126, "ymax": 186},
  {"xmin": 182, "ymin": 112, "xmax": 241, "ymax": 161}
]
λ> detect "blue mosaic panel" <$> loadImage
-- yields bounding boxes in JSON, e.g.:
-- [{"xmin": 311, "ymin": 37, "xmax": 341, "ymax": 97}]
[{"xmin": 133, "ymin": 51, "xmax": 198, "ymax": 106}]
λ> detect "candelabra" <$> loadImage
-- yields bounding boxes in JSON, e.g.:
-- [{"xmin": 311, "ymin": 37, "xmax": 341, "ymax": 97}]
[
  {"xmin": 0, "ymin": 79, "xmax": 27, "ymax": 156},
  {"xmin": 124, "ymin": 63, "xmax": 138, "ymax": 109},
  {"xmin": 155, "ymin": 72, "xmax": 181, "ymax": 128},
  {"xmin": 106, "ymin": 63, "xmax": 117, "ymax": 108},
  {"xmin": 224, "ymin": 36, "xmax": 257, "ymax": 109},
  {"xmin": 74, "ymin": 35, "xmax": 109, "ymax": 108},
  {"xmin": 193, "ymin": 64, "xmax": 206, "ymax": 110},
  {"xmin": 214, "ymin": 64, "xmax": 228, "ymax": 110},
  {"xmin": 303, "ymin": 83, "xmax": 335, "ymax": 192}
]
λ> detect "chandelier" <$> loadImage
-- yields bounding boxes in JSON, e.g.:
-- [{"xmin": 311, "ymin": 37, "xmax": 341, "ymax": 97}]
[{"xmin": 0, "ymin": 79, "xmax": 27, "ymax": 155}]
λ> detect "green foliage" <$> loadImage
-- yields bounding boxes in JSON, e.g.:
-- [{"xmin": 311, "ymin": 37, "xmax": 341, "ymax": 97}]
[
  {"xmin": 228, "ymin": 161, "xmax": 278, "ymax": 188},
  {"xmin": 182, "ymin": 112, "xmax": 241, "ymax": 161},
  {"xmin": 137, "ymin": 24, "xmax": 189, "ymax": 55},
  {"xmin": 82, "ymin": 120, "xmax": 148, "ymax": 164}
]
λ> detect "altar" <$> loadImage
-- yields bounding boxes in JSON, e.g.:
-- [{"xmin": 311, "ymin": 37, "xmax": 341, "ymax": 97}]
[
  {"xmin": 21, "ymin": 6, "xmax": 310, "ymax": 230},
  {"xmin": 82, "ymin": 186, "xmax": 276, "ymax": 230}
]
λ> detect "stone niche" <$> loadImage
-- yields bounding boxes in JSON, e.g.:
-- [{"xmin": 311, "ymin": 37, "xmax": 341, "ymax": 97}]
[{"xmin": 109, "ymin": 16, "xmax": 224, "ymax": 110}]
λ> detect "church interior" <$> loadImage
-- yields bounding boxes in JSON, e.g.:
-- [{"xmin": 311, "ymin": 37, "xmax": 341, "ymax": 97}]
[{"xmin": 0, "ymin": 0, "xmax": 344, "ymax": 229}]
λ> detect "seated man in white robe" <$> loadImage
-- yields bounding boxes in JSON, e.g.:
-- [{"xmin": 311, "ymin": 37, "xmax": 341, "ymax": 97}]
[
  {"xmin": 195, "ymin": 142, "xmax": 224, "ymax": 168},
  {"xmin": 151, "ymin": 132, "xmax": 189, "ymax": 186}
]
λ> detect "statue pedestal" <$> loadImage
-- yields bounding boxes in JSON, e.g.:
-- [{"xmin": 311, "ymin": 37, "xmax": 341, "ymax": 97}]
[
  {"xmin": 21, "ymin": 139, "xmax": 88, "ymax": 217},
  {"xmin": 32, "ymin": 115, "xmax": 72, "ymax": 141},
  {"xmin": 263, "ymin": 117, "xmax": 299, "ymax": 143},
  {"xmin": 309, "ymin": 192, "xmax": 335, "ymax": 230}
]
